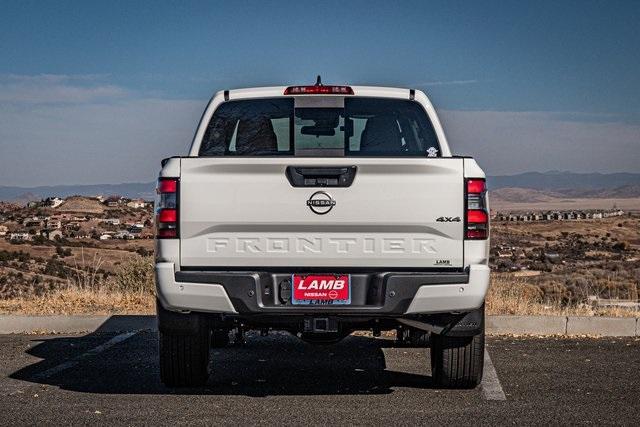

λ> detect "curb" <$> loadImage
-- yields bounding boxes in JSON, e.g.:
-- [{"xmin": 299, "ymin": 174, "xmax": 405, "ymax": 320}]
[
  {"xmin": 0, "ymin": 315, "xmax": 637, "ymax": 336},
  {"xmin": 486, "ymin": 315, "xmax": 567, "ymax": 335},
  {"xmin": 566, "ymin": 316, "xmax": 637, "ymax": 337},
  {"xmin": 486, "ymin": 315, "xmax": 638, "ymax": 337}
]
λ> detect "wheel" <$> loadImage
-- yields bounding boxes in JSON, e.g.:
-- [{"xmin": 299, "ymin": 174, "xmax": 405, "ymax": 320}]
[
  {"xmin": 430, "ymin": 328, "xmax": 484, "ymax": 389},
  {"xmin": 159, "ymin": 322, "xmax": 210, "ymax": 387},
  {"xmin": 211, "ymin": 329, "xmax": 230, "ymax": 348}
]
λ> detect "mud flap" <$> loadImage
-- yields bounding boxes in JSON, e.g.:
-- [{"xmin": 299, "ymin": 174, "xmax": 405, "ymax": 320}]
[
  {"xmin": 399, "ymin": 304, "xmax": 484, "ymax": 337},
  {"xmin": 442, "ymin": 304, "xmax": 485, "ymax": 337}
]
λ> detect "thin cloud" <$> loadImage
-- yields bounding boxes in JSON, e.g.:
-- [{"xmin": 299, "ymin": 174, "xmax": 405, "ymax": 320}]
[
  {"xmin": 439, "ymin": 110, "xmax": 640, "ymax": 175},
  {"xmin": 0, "ymin": 74, "xmax": 204, "ymax": 186},
  {"xmin": 0, "ymin": 75, "xmax": 638, "ymax": 186},
  {"xmin": 0, "ymin": 74, "xmax": 127, "ymax": 104},
  {"xmin": 3, "ymin": 73, "xmax": 111, "ymax": 83}
]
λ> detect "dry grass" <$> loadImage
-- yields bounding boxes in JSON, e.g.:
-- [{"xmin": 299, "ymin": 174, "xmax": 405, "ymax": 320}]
[
  {"xmin": 0, "ymin": 256, "xmax": 156, "ymax": 315},
  {"xmin": 1, "ymin": 258, "xmax": 636, "ymax": 317},
  {"xmin": 487, "ymin": 273, "xmax": 639, "ymax": 318},
  {"xmin": 0, "ymin": 239, "xmax": 155, "ymax": 274},
  {"xmin": 0, "ymin": 287, "xmax": 154, "ymax": 315}
]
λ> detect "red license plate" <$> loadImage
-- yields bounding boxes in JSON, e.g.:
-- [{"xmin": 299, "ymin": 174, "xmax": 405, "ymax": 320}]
[{"xmin": 291, "ymin": 274, "xmax": 351, "ymax": 305}]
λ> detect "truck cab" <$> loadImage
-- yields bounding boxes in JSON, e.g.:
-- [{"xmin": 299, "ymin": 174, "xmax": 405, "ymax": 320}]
[{"xmin": 155, "ymin": 81, "xmax": 489, "ymax": 388}]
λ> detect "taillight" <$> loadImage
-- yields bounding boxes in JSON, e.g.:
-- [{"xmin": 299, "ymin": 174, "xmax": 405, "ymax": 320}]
[
  {"xmin": 284, "ymin": 85, "xmax": 354, "ymax": 95},
  {"xmin": 157, "ymin": 179, "xmax": 177, "ymax": 193},
  {"xmin": 465, "ymin": 178, "xmax": 488, "ymax": 240},
  {"xmin": 156, "ymin": 177, "xmax": 179, "ymax": 239}
]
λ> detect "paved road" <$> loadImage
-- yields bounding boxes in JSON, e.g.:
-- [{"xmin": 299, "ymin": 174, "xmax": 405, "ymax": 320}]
[{"xmin": 0, "ymin": 330, "xmax": 638, "ymax": 425}]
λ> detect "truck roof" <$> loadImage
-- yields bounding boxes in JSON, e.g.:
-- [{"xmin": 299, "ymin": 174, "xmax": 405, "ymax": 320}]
[
  {"xmin": 190, "ymin": 84, "xmax": 451, "ymax": 156},
  {"xmin": 222, "ymin": 85, "xmax": 417, "ymax": 100}
]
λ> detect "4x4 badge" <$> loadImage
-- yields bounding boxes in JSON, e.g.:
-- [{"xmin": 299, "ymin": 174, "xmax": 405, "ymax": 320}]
[
  {"xmin": 436, "ymin": 216, "xmax": 461, "ymax": 222},
  {"xmin": 307, "ymin": 191, "xmax": 336, "ymax": 215}
]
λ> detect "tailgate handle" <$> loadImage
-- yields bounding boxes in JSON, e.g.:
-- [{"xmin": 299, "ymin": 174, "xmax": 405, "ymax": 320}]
[{"xmin": 286, "ymin": 166, "xmax": 357, "ymax": 187}]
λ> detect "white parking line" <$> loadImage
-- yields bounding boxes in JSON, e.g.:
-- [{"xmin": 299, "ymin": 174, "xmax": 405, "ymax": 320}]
[
  {"xmin": 31, "ymin": 331, "xmax": 139, "ymax": 381},
  {"xmin": 481, "ymin": 349, "xmax": 506, "ymax": 401}
]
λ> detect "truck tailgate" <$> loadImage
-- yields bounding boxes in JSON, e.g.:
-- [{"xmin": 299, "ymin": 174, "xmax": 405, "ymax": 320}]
[{"xmin": 179, "ymin": 157, "xmax": 464, "ymax": 268}]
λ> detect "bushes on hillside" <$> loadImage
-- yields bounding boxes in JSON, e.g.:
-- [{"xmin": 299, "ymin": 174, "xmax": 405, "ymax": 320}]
[{"xmin": 111, "ymin": 256, "xmax": 154, "ymax": 295}]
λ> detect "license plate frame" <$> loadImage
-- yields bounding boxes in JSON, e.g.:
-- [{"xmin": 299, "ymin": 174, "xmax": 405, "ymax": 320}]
[{"xmin": 291, "ymin": 274, "xmax": 351, "ymax": 305}]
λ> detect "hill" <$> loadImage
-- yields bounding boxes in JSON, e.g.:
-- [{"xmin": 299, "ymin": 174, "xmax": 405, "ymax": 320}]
[
  {"xmin": 1, "ymin": 171, "xmax": 639, "ymax": 203},
  {"xmin": 0, "ymin": 182, "xmax": 155, "ymax": 203},
  {"xmin": 490, "ymin": 188, "xmax": 565, "ymax": 204},
  {"xmin": 487, "ymin": 171, "xmax": 640, "ymax": 191},
  {"xmin": 555, "ymin": 184, "xmax": 640, "ymax": 198},
  {"xmin": 55, "ymin": 196, "xmax": 107, "ymax": 214},
  {"xmin": 490, "ymin": 187, "xmax": 640, "ymax": 212}
]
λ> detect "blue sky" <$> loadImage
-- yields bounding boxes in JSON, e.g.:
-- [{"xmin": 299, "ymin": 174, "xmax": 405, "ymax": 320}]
[{"xmin": 1, "ymin": 0, "xmax": 639, "ymax": 186}]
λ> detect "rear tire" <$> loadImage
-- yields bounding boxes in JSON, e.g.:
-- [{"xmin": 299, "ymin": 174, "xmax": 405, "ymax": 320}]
[
  {"xmin": 430, "ymin": 329, "xmax": 484, "ymax": 389},
  {"xmin": 159, "ymin": 323, "xmax": 210, "ymax": 387}
]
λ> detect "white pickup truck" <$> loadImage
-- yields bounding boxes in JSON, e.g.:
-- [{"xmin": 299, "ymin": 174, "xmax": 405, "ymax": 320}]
[{"xmin": 155, "ymin": 80, "xmax": 490, "ymax": 388}]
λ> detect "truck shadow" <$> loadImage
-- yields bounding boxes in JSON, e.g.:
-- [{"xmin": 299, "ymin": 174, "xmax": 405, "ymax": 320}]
[{"xmin": 10, "ymin": 317, "xmax": 437, "ymax": 396}]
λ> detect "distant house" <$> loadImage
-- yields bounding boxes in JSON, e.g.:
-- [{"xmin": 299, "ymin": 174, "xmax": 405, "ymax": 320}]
[
  {"xmin": 46, "ymin": 219, "xmax": 62, "ymax": 229},
  {"xmin": 103, "ymin": 218, "xmax": 121, "ymax": 225},
  {"xmin": 105, "ymin": 197, "xmax": 121, "ymax": 207},
  {"xmin": 0, "ymin": 225, "xmax": 8, "ymax": 236},
  {"xmin": 26, "ymin": 201, "xmax": 39, "ymax": 208},
  {"xmin": 46, "ymin": 197, "xmax": 64, "ymax": 208},
  {"xmin": 46, "ymin": 229, "xmax": 63, "ymax": 241},
  {"xmin": 495, "ymin": 209, "xmax": 619, "ymax": 223},
  {"xmin": 10, "ymin": 232, "xmax": 31, "ymax": 241},
  {"xmin": 99, "ymin": 233, "xmax": 113, "ymax": 240},
  {"xmin": 544, "ymin": 251, "xmax": 561, "ymax": 263},
  {"xmin": 23, "ymin": 217, "xmax": 43, "ymax": 228},
  {"xmin": 127, "ymin": 199, "xmax": 147, "ymax": 209}
]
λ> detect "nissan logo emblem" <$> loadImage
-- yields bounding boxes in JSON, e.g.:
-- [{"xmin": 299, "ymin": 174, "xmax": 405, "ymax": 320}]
[{"xmin": 306, "ymin": 191, "xmax": 336, "ymax": 215}]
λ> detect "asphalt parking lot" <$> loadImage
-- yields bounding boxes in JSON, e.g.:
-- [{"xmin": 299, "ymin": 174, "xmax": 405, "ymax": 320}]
[{"xmin": 0, "ymin": 330, "xmax": 638, "ymax": 425}]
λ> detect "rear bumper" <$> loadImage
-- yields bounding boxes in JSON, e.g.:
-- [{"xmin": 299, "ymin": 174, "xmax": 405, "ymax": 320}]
[
  {"xmin": 155, "ymin": 263, "xmax": 489, "ymax": 316},
  {"xmin": 405, "ymin": 264, "xmax": 490, "ymax": 314},
  {"xmin": 155, "ymin": 262, "xmax": 237, "ymax": 314}
]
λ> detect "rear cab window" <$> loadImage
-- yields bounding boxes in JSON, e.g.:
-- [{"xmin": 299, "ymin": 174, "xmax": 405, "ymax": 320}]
[{"xmin": 198, "ymin": 97, "xmax": 441, "ymax": 157}]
